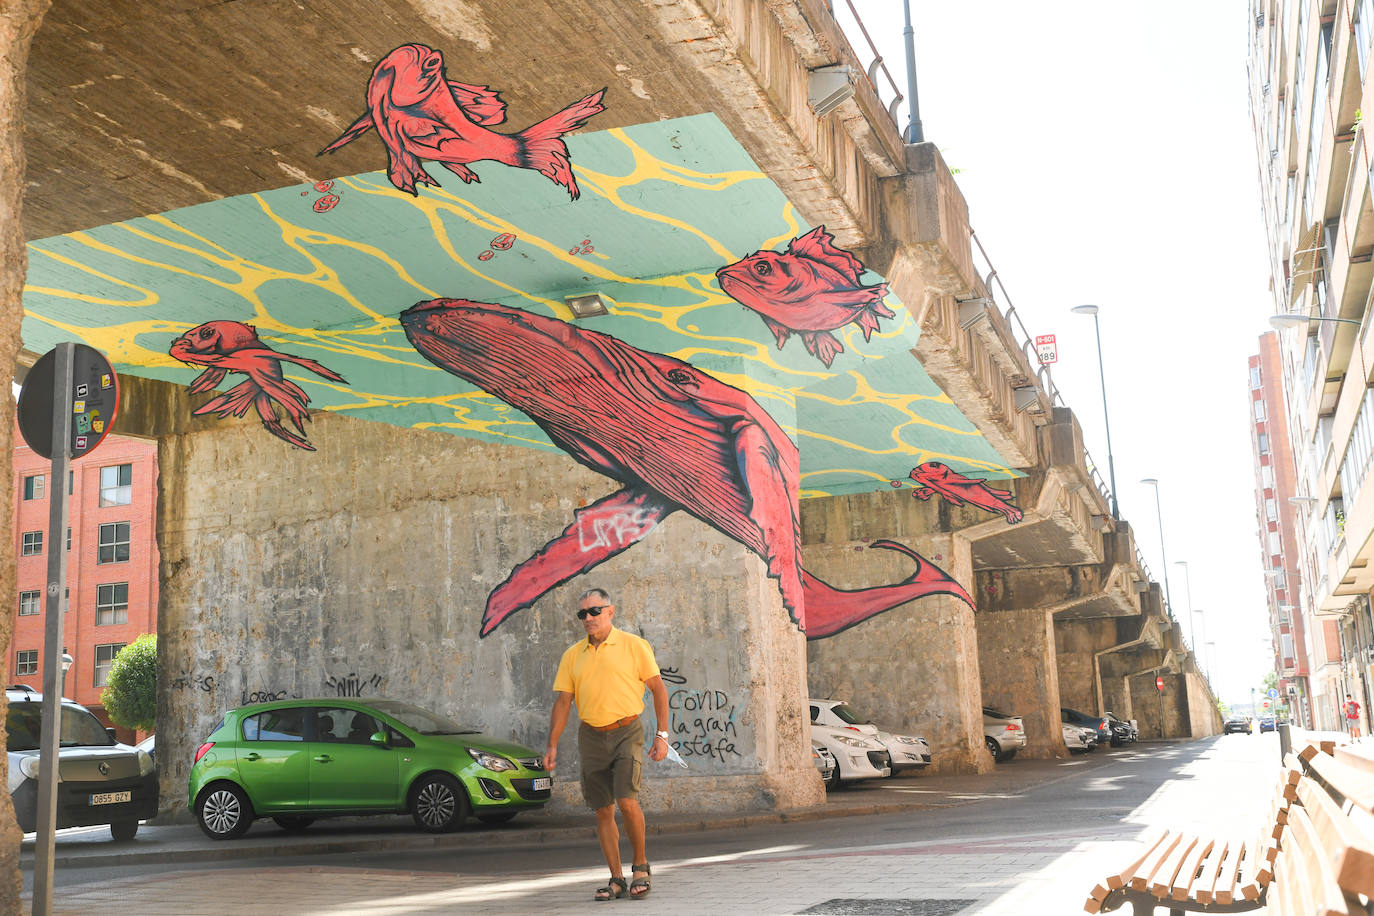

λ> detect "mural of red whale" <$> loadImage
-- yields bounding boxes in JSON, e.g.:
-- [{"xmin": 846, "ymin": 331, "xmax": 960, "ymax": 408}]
[
  {"xmin": 318, "ymin": 43, "xmax": 606, "ymax": 199},
  {"xmin": 399, "ymin": 298, "xmax": 975, "ymax": 639}
]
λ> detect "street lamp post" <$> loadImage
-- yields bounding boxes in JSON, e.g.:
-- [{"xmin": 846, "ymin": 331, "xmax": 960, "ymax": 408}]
[
  {"xmin": 1194, "ymin": 608, "xmax": 1210, "ymax": 680},
  {"xmin": 1175, "ymin": 560, "xmax": 1196, "ymax": 655},
  {"xmin": 1071, "ymin": 304, "xmax": 1119, "ymax": 518},
  {"xmin": 1269, "ymin": 313, "xmax": 1363, "ymax": 330},
  {"xmin": 1141, "ymin": 478, "xmax": 1174, "ymax": 612}
]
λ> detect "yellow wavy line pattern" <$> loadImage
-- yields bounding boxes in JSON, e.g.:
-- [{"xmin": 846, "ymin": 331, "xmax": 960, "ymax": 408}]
[{"xmin": 21, "ymin": 121, "xmax": 1015, "ymax": 484}]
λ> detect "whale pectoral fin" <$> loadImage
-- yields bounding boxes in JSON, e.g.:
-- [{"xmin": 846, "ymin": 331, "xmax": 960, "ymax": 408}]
[
  {"xmin": 480, "ymin": 489, "xmax": 676, "ymax": 636},
  {"xmin": 733, "ymin": 421, "xmax": 805, "ymax": 630}
]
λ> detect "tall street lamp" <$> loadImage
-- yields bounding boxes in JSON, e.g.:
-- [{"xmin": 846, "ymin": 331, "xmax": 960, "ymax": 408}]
[
  {"xmin": 1175, "ymin": 560, "xmax": 1196, "ymax": 654},
  {"xmin": 1140, "ymin": 478, "xmax": 1174, "ymax": 612},
  {"xmin": 1269, "ymin": 313, "xmax": 1362, "ymax": 330},
  {"xmin": 1071, "ymin": 304, "xmax": 1119, "ymax": 518},
  {"xmin": 1194, "ymin": 608, "xmax": 1210, "ymax": 680}
]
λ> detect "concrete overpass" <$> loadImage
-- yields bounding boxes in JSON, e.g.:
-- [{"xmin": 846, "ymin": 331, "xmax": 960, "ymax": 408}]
[{"xmin": 0, "ymin": 0, "xmax": 1218, "ymax": 862}]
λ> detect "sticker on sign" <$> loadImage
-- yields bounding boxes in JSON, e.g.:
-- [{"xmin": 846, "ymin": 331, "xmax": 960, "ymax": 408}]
[{"xmin": 1035, "ymin": 334, "xmax": 1058, "ymax": 365}]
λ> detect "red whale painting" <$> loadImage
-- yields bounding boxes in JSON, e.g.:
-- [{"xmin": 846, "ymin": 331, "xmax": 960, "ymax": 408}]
[
  {"xmin": 400, "ymin": 298, "xmax": 974, "ymax": 639},
  {"xmin": 716, "ymin": 226, "xmax": 893, "ymax": 368},
  {"xmin": 318, "ymin": 43, "xmax": 606, "ymax": 199},
  {"xmin": 909, "ymin": 461, "xmax": 1023, "ymax": 524},
  {"xmin": 170, "ymin": 321, "xmax": 347, "ymax": 451}
]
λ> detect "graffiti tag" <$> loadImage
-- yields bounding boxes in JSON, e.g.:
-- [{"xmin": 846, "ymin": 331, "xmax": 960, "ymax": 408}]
[
  {"xmin": 324, "ymin": 671, "xmax": 384, "ymax": 697},
  {"xmin": 668, "ymin": 685, "xmax": 741, "ymax": 761},
  {"xmin": 170, "ymin": 670, "xmax": 216, "ymax": 693}
]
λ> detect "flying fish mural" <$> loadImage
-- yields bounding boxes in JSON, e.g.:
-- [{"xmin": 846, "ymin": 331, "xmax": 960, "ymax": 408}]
[
  {"xmin": 716, "ymin": 226, "xmax": 893, "ymax": 368},
  {"xmin": 909, "ymin": 461, "xmax": 1023, "ymax": 524},
  {"xmin": 400, "ymin": 298, "xmax": 975, "ymax": 639},
  {"xmin": 318, "ymin": 43, "xmax": 606, "ymax": 199},
  {"xmin": 169, "ymin": 321, "xmax": 347, "ymax": 451}
]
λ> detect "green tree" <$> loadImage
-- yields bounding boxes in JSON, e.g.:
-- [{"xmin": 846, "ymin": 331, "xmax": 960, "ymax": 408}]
[{"xmin": 100, "ymin": 634, "xmax": 157, "ymax": 732}]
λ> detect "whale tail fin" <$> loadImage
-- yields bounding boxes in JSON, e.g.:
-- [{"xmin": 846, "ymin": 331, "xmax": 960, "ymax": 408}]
[{"xmin": 801, "ymin": 539, "xmax": 974, "ymax": 639}]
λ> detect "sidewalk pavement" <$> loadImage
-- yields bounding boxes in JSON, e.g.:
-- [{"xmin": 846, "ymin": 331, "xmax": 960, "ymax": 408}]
[
  {"xmin": 24, "ymin": 750, "xmax": 1112, "ymax": 870},
  {"xmin": 32, "ymin": 740, "xmax": 1270, "ymax": 915}
]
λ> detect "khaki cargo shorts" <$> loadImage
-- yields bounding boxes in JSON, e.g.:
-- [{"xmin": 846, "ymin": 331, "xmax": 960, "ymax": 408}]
[{"xmin": 577, "ymin": 718, "xmax": 644, "ymax": 809}]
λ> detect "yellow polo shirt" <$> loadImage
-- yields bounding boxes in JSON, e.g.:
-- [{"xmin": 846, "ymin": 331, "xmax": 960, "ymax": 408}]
[{"xmin": 553, "ymin": 627, "xmax": 660, "ymax": 728}]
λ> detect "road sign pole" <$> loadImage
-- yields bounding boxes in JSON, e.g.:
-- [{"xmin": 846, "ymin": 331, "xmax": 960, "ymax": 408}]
[{"xmin": 32, "ymin": 342, "xmax": 75, "ymax": 916}]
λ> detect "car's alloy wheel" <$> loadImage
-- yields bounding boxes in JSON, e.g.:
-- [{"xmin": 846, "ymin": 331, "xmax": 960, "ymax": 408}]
[
  {"xmin": 197, "ymin": 783, "xmax": 254, "ymax": 840},
  {"xmin": 825, "ymin": 765, "xmax": 841, "ymax": 790},
  {"xmin": 985, "ymin": 737, "xmax": 1003, "ymax": 762},
  {"xmin": 410, "ymin": 774, "xmax": 469, "ymax": 833},
  {"xmin": 109, "ymin": 819, "xmax": 138, "ymax": 841}
]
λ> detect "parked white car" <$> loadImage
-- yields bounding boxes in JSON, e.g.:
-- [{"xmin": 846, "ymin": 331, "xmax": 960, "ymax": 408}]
[
  {"xmin": 808, "ymin": 698, "xmax": 932, "ymax": 775},
  {"xmin": 1061, "ymin": 722, "xmax": 1095, "ymax": 754},
  {"xmin": 982, "ymin": 706, "xmax": 1027, "ymax": 762},
  {"xmin": 811, "ymin": 739, "xmax": 836, "ymax": 784},
  {"xmin": 809, "ymin": 726, "xmax": 889, "ymax": 786}
]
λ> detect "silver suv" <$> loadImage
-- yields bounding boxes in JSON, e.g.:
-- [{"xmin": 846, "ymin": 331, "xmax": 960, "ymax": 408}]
[{"xmin": 6, "ymin": 687, "xmax": 157, "ymax": 840}]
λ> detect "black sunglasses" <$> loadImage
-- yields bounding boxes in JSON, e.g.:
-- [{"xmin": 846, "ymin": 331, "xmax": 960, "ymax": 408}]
[{"xmin": 577, "ymin": 605, "xmax": 610, "ymax": 620}]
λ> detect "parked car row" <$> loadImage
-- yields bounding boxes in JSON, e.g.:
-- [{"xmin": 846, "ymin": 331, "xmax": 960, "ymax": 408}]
[{"xmin": 808, "ymin": 698, "xmax": 931, "ymax": 788}]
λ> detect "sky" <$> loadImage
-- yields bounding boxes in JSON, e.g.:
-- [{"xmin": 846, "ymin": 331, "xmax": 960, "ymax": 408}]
[{"xmin": 839, "ymin": 2, "xmax": 1275, "ymax": 705}]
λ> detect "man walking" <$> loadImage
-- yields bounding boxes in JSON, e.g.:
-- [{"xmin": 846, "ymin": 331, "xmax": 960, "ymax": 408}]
[
  {"xmin": 545, "ymin": 588, "xmax": 669, "ymax": 901},
  {"xmin": 1345, "ymin": 693, "xmax": 1362, "ymax": 741}
]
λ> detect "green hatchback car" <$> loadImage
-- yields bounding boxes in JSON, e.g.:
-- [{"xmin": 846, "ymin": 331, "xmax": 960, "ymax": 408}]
[{"xmin": 187, "ymin": 698, "xmax": 551, "ymax": 839}]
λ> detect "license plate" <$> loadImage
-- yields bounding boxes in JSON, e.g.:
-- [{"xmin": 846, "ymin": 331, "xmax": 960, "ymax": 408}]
[
  {"xmin": 531, "ymin": 777, "xmax": 552, "ymax": 791},
  {"xmin": 90, "ymin": 791, "xmax": 131, "ymax": 806}
]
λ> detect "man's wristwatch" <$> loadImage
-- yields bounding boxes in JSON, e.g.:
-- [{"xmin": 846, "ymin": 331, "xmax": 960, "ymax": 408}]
[{"xmin": 654, "ymin": 731, "xmax": 669, "ymax": 742}]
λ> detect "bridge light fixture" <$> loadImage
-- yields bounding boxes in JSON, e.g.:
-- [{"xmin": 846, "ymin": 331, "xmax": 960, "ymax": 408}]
[
  {"xmin": 808, "ymin": 65, "xmax": 856, "ymax": 117},
  {"xmin": 565, "ymin": 293, "xmax": 609, "ymax": 319}
]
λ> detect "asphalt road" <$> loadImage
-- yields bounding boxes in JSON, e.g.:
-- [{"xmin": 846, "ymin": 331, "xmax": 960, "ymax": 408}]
[{"xmin": 29, "ymin": 733, "xmax": 1282, "ymax": 912}]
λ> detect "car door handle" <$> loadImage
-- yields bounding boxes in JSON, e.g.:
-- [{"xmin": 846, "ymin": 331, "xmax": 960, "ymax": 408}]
[
  {"xmin": 244, "ymin": 752, "xmax": 261, "ymax": 761},
  {"xmin": 313, "ymin": 754, "xmax": 333, "ymax": 763}
]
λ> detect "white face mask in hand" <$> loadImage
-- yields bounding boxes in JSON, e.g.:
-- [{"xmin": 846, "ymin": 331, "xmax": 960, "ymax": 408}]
[{"xmin": 652, "ymin": 742, "xmax": 689, "ymax": 768}]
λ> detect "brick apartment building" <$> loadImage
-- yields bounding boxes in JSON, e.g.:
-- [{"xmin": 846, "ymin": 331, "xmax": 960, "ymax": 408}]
[{"xmin": 10, "ymin": 428, "xmax": 158, "ymax": 738}]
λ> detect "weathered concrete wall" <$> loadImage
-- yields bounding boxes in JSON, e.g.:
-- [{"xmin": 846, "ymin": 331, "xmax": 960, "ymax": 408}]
[
  {"xmin": 1184, "ymin": 672, "xmax": 1221, "ymax": 738},
  {"xmin": 1130, "ymin": 672, "xmax": 1189, "ymax": 740},
  {"xmin": 156, "ymin": 412, "xmax": 822, "ymax": 816},
  {"xmin": 978, "ymin": 608, "xmax": 1065, "ymax": 759},
  {"xmin": 1053, "ymin": 617, "xmax": 1120, "ymax": 714},
  {"xmin": 801, "ymin": 489, "xmax": 990, "ymax": 774}
]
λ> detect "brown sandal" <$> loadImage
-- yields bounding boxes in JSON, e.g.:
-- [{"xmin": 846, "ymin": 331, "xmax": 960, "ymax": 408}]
[
  {"xmin": 595, "ymin": 876, "xmax": 627, "ymax": 901},
  {"xmin": 629, "ymin": 863, "xmax": 652, "ymax": 899}
]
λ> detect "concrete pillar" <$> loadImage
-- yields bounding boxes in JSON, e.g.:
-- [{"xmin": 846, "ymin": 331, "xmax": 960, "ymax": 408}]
[
  {"xmin": 802, "ymin": 489, "xmax": 991, "ymax": 774},
  {"xmin": 153, "ymin": 410, "xmax": 823, "ymax": 817},
  {"xmin": 977, "ymin": 607, "xmax": 1065, "ymax": 760},
  {"xmin": 1, "ymin": 0, "xmax": 55, "ymax": 906}
]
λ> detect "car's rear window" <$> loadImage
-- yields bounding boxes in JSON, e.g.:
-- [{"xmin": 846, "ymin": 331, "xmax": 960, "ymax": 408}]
[
  {"xmin": 983, "ymin": 707, "xmax": 1013, "ymax": 719},
  {"xmin": 830, "ymin": 704, "xmax": 872, "ymax": 726},
  {"xmin": 6, "ymin": 702, "xmax": 112, "ymax": 751},
  {"xmin": 367, "ymin": 700, "xmax": 478, "ymax": 736},
  {"xmin": 242, "ymin": 708, "xmax": 308, "ymax": 742}
]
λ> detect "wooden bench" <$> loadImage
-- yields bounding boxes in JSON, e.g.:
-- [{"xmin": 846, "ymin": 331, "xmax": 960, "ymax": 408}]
[{"xmin": 1083, "ymin": 736, "xmax": 1374, "ymax": 914}]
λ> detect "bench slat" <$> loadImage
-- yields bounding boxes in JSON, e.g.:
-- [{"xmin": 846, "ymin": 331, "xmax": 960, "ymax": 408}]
[
  {"xmin": 1281, "ymin": 802, "xmax": 1355, "ymax": 915},
  {"xmin": 1296, "ymin": 775, "xmax": 1374, "ymax": 896},
  {"xmin": 1214, "ymin": 835, "xmax": 1246, "ymax": 904},
  {"xmin": 1308, "ymin": 751, "xmax": 1374, "ymax": 811},
  {"xmin": 1170, "ymin": 835, "xmax": 1212, "ymax": 899},
  {"xmin": 1188, "ymin": 836, "xmax": 1229, "ymax": 904},
  {"xmin": 1334, "ymin": 744, "xmax": 1374, "ymax": 778},
  {"xmin": 1090, "ymin": 827, "xmax": 1166, "ymax": 898},
  {"xmin": 1129, "ymin": 830, "xmax": 1182, "ymax": 891},
  {"xmin": 1149, "ymin": 833, "xmax": 1197, "ymax": 897}
]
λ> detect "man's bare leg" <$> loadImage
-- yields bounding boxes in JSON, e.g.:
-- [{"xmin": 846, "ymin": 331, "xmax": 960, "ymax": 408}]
[
  {"xmin": 595, "ymin": 804, "xmax": 624, "ymax": 878},
  {"xmin": 618, "ymin": 796, "xmax": 650, "ymax": 896}
]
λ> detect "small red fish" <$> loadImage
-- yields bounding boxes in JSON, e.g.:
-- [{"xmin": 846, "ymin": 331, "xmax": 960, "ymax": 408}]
[
  {"xmin": 169, "ymin": 321, "xmax": 347, "ymax": 451},
  {"xmin": 910, "ymin": 461, "xmax": 1023, "ymax": 524},
  {"xmin": 318, "ymin": 43, "xmax": 606, "ymax": 199},
  {"xmin": 715, "ymin": 226, "xmax": 893, "ymax": 368}
]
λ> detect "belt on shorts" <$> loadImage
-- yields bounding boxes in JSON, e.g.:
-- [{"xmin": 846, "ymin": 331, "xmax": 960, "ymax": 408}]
[{"xmin": 587, "ymin": 714, "xmax": 639, "ymax": 732}]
